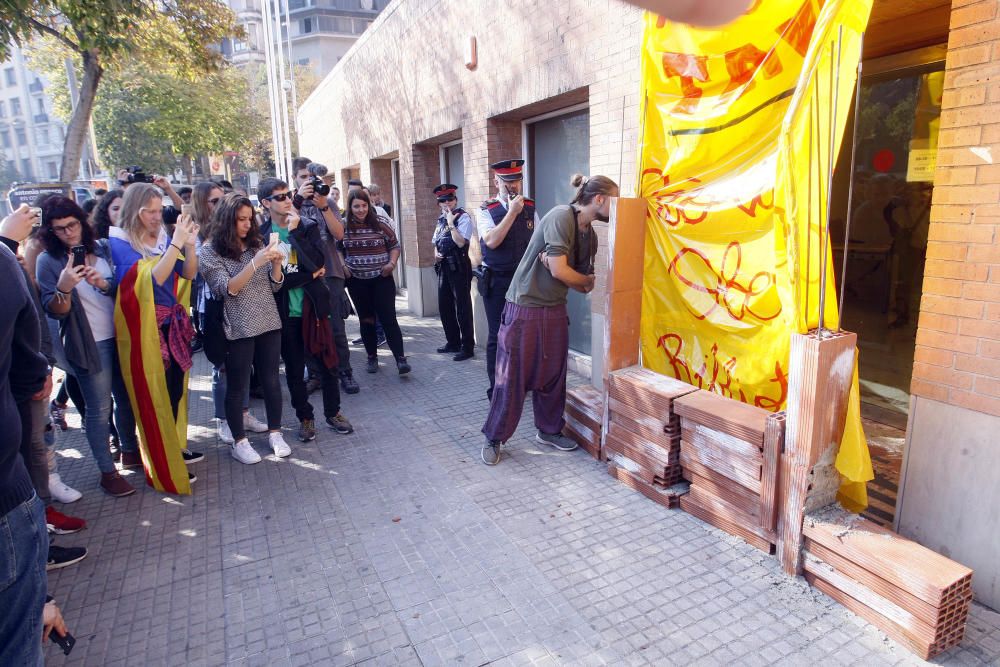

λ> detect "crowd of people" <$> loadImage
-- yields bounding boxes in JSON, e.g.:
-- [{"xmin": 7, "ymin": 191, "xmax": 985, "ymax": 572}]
[{"xmin": 0, "ymin": 154, "xmax": 615, "ymax": 662}]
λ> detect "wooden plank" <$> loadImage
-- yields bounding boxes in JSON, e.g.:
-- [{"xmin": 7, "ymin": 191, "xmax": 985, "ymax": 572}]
[
  {"xmin": 803, "ymin": 510, "xmax": 974, "ymax": 609},
  {"xmin": 805, "ymin": 574, "xmax": 935, "ymax": 660},
  {"xmin": 681, "ymin": 423, "xmax": 763, "ymax": 460},
  {"xmin": 686, "ymin": 471, "xmax": 761, "ymax": 520},
  {"xmin": 679, "ymin": 437, "xmax": 761, "ymax": 486},
  {"xmin": 679, "ymin": 495, "xmax": 774, "ymax": 554},
  {"xmin": 760, "ymin": 411, "xmax": 785, "ymax": 533},
  {"xmin": 607, "ymin": 461, "xmax": 685, "ymax": 509},
  {"xmin": 804, "ymin": 539, "xmax": 962, "ymax": 630},
  {"xmin": 804, "ymin": 554, "xmax": 938, "ymax": 644},
  {"xmin": 673, "ymin": 390, "xmax": 768, "ymax": 444}
]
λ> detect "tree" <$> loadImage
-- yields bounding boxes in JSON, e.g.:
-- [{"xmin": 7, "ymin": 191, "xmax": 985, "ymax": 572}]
[{"xmin": 1, "ymin": 1, "xmax": 239, "ymax": 182}]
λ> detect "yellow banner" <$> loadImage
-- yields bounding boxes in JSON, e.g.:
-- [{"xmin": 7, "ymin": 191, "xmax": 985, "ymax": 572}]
[{"xmin": 638, "ymin": 0, "xmax": 874, "ymax": 509}]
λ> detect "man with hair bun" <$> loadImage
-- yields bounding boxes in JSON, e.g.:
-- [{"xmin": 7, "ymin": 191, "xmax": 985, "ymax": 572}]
[{"xmin": 481, "ymin": 173, "xmax": 619, "ymax": 466}]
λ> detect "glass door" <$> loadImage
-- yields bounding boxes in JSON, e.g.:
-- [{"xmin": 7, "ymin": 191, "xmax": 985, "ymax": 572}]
[{"xmin": 831, "ymin": 62, "xmax": 944, "ymax": 423}]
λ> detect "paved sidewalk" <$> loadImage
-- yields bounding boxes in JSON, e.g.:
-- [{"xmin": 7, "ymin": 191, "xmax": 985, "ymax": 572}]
[{"xmin": 45, "ymin": 301, "xmax": 1000, "ymax": 666}]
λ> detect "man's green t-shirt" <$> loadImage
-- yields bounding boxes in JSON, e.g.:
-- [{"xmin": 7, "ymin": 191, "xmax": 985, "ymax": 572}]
[
  {"xmin": 275, "ymin": 224, "xmax": 304, "ymax": 318},
  {"xmin": 506, "ymin": 204, "xmax": 597, "ymax": 307}
]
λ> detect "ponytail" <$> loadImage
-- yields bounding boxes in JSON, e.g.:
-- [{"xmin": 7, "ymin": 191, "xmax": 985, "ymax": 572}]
[{"xmin": 570, "ymin": 173, "xmax": 619, "ymax": 206}]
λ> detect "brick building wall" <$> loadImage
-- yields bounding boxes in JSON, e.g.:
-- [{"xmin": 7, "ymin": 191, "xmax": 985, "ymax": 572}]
[
  {"xmin": 298, "ymin": 0, "xmax": 644, "ymax": 325},
  {"xmin": 896, "ymin": 0, "xmax": 1000, "ymax": 609}
]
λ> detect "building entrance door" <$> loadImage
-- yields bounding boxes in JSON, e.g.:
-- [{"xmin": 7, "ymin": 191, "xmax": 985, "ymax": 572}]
[{"xmin": 832, "ymin": 60, "xmax": 944, "ymax": 426}]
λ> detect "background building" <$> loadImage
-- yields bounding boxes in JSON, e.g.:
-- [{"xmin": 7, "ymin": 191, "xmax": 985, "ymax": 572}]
[
  {"xmin": 221, "ymin": 0, "xmax": 391, "ymax": 78},
  {"xmin": 0, "ymin": 43, "xmax": 70, "ymax": 185},
  {"xmin": 299, "ymin": 0, "xmax": 1000, "ymax": 610}
]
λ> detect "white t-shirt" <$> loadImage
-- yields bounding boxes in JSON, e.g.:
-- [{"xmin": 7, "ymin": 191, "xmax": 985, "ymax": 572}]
[{"xmin": 75, "ymin": 256, "xmax": 116, "ymax": 342}]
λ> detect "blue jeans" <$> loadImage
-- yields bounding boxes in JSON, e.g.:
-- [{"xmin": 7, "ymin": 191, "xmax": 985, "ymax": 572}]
[
  {"xmin": 0, "ymin": 494, "xmax": 47, "ymax": 667},
  {"xmin": 212, "ymin": 364, "xmax": 250, "ymax": 421},
  {"xmin": 69, "ymin": 338, "xmax": 138, "ymax": 473}
]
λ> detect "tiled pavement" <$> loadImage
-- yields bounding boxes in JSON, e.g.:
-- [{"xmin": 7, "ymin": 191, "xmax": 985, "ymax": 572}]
[{"xmin": 44, "ymin": 300, "xmax": 1000, "ymax": 666}]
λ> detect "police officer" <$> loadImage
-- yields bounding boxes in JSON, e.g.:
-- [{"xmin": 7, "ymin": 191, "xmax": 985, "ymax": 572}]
[
  {"xmin": 477, "ymin": 159, "xmax": 541, "ymax": 400},
  {"xmin": 432, "ymin": 184, "xmax": 475, "ymax": 361}
]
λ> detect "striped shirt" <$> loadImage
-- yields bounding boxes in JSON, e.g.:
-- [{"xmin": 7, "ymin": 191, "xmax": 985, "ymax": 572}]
[{"xmin": 342, "ymin": 216, "xmax": 399, "ymax": 280}]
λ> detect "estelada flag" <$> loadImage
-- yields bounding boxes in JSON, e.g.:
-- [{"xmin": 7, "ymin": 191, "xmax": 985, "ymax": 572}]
[
  {"xmin": 638, "ymin": 0, "xmax": 874, "ymax": 509},
  {"xmin": 115, "ymin": 258, "xmax": 192, "ymax": 495}
]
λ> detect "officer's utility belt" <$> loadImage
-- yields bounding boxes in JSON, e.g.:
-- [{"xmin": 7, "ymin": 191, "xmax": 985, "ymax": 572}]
[{"xmin": 473, "ymin": 266, "xmax": 514, "ymax": 297}]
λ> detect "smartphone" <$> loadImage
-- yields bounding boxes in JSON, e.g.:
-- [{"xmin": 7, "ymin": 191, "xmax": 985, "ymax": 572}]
[
  {"xmin": 29, "ymin": 206, "xmax": 43, "ymax": 227},
  {"xmin": 71, "ymin": 245, "xmax": 86, "ymax": 268},
  {"xmin": 50, "ymin": 630, "xmax": 76, "ymax": 656},
  {"xmin": 269, "ymin": 232, "xmax": 279, "ymax": 246},
  {"xmin": 180, "ymin": 203, "xmax": 193, "ymax": 217}
]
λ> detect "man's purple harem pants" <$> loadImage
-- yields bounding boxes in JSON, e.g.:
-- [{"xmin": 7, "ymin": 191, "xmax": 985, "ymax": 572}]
[{"xmin": 482, "ymin": 301, "xmax": 568, "ymax": 443}]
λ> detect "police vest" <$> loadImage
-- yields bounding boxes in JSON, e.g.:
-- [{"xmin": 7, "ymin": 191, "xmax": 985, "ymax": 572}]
[
  {"xmin": 433, "ymin": 208, "xmax": 470, "ymax": 259},
  {"xmin": 480, "ymin": 198, "xmax": 535, "ymax": 273}
]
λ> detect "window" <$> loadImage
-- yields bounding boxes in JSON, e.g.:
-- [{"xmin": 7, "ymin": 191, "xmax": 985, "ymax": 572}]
[
  {"xmin": 20, "ymin": 158, "xmax": 31, "ymax": 179},
  {"xmin": 440, "ymin": 141, "xmax": 464, "ymax": 196},
  {"xmin": 4, "ymin": 68, "xmax": 14, "ymax": 86},
  {"xmin": 247, "ymin": 24, "xmax": 259, "ymax": 50},
  {"xmin": 10, "ymin": 98, "xmax": 20, "ymax": 116},
  {"xmin": 233, "ymin": 39, "xmax": 246, "ymax": 52},
  {"xmin": 47, "ymin": 161, "xmax": 57, "ymax": 179},
  {"xmin": 0, "ymin": 101, "xmax": 5, "ymax": 118},
  {"xmin": 6, "ymin": 160, "xmax": 15, "ymax": 175},
  {"xmin": 301, "ymin": 18, "xmax": 312, "ymax": 34},
  {"xmin": 36, "ymin": 127, "xmax": 48, "ymax": 145},
  {"xmin": 15, "ymin": 127, "xmax": 27, "ymax": 146},
  {"xmin": 36, "ymin": 98, "xmax": 44, "ymax": 114},
  {"xmin": 297, "ymin": 58, "xmax": 311, "ymax": 66},
  {"xmin": 0, "ymin": 130, "xmax": 9, "ymax": 148},
  {"xmin": 526, "ymin": 106, "xmax": 592, "ymax": 354}
]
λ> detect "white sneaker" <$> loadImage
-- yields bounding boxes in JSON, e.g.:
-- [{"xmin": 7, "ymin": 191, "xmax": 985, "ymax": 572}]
[
  {"xmin": 269, "ymin": 431, "xmax": 292, "ymax": 458},
  {"xmin": 217, "ymin": 419, "xmax": 235, "ymax": 444},
  {"xmin": 244, "ymin": 412, "xmax": 268, "ymax": 433},
  {"xmin": 231, "ymin": 439, "xmax": 261, "ymax": 465},
  {"xmin": 48, "ymin": 473, "xmax": 82, "ymax": 504}
]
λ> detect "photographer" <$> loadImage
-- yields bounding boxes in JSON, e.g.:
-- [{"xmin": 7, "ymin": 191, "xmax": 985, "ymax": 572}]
[
  {"xmin": 432, "ymin": 184, "xmax": 475, "ymax": 361},
  {"xmin": 292, "ymin": 157, "xmax": 359, "ymax": 394}
]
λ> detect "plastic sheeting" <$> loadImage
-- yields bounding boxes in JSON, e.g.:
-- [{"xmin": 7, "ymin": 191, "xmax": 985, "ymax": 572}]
[{"xmin": 638, "ymin": 0, "xmax": 874, "ymax": 510}]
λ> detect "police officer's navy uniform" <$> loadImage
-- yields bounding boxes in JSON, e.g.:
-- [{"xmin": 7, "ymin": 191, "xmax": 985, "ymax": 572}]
[
  {"xmin": 432, "ymin": 184, "xmax": 475, "ymax": 360},
  {"xmin": 476, "ymin": 159, "xmax": 541, "ymax": 400}
]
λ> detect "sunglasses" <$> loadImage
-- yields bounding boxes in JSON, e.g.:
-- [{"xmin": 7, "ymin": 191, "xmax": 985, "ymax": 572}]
[{"xmin": 266, "ymin": 193, "xmax": 291, "ymax": 202}]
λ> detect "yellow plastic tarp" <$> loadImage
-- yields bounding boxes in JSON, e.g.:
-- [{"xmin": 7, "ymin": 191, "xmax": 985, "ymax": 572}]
[{"xmin": 638, "ymin": 0, "xmax": 874, "ymax": 510}]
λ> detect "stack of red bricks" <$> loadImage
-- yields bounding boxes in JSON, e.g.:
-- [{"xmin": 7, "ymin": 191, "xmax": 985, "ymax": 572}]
[
  {"xmin": 604, "ymin": 367, "xmax": 696, "ymax": 508},
  {"xmin": 563, "ymin": 384, "xmax": 602, "ymax": 460},
  {"xmin": 802, "ymin": 508, "xmax": 974, "ymax": 660},
  {"xmin": 674, "ymin": 390, "xmax": 781, "ymax": 553}
]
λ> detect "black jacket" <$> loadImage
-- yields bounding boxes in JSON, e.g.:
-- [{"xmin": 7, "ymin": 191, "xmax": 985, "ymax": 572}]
[{"xmin": 271, "ymin": 218, "xmax": 331, "ymax": 324}]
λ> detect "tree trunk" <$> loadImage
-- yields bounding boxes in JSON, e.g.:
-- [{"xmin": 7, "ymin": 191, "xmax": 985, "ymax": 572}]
[
  {"xmin": 59, "ymin": 49, "xmax": 103, "ymax": 183},
  {"xmin": 181, "ymin": 156, "xmax": 193, "ymax": 184}
]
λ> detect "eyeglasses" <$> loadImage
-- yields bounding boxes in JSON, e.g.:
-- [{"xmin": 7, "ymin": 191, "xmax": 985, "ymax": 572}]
[
  {"xmin": 208, "ymin": 197, "xmax": 221, "ymax": 205},
  {"xmin": 51, "ymin": 219, "xmax": 81, "ymax": 235},
  {"xmin": 266, "ymin": 193, "xmax": 291, "ymax": 202}
]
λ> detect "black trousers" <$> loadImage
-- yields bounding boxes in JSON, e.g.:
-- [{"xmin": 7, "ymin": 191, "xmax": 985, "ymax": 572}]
[
  {"xmin": 281, "ymin": 317, "xmax": 341, "ymax": 422},
  {"xmin": 482, "ymin": 271, "xmax": 514, "ymax": 399},
  {"xmin": 225, "ymin": 329, "xmax": 282, "ymax": 441},
  {"xmin": 438, "ymin": 260, "xmax": 474, "ymax": 353},
  {"xmin": 160, "ymin": 324, "xmax": 186, "ymax": 420},
  {"xmin": 346, "ymin": 275, "xmax": 405, "ymax": 359}
]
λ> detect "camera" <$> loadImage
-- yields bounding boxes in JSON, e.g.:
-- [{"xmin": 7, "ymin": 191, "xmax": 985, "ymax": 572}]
[
  {"xmin": 309, "ymin": 176, "xmax": 330, "ymax": 197},
  {"xmin": 123, "ymin": 166, "xmax": 154, "ymax": 184},
  {"xmin": 307, "ymin": 163, "xmax": 330, "ymax": 197}
]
